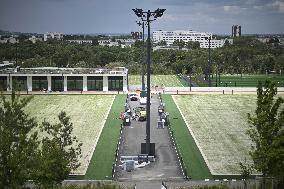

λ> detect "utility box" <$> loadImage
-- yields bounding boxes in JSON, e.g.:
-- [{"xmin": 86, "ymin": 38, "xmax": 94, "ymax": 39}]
[{"xmin": 124, "ymin": 160, "xmax": 135, "ymax": 172}]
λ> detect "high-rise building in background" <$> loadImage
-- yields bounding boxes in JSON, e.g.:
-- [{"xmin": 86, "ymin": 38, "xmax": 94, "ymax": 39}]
[{"xmin": 232, "ymin": 25, "xmax": 241, "ymax": 37}]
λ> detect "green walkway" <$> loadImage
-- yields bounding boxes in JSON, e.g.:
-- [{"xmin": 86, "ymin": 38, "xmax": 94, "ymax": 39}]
[
  {"xmin": 162, "ymin": 94, "xmax": 212, "ymax": 179},
  {"xmin": 84, "ymin": 94, "xmax": 125, "ymax": 180}
]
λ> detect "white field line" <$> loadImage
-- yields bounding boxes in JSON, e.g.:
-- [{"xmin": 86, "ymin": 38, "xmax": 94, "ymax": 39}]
[
  {"xmin": 83, "ymin": 95, "xmax": 115, "ymax": 175},
  {"xmin": 172, "ymin": 95, "xmax": 214, "ymax": 175}
]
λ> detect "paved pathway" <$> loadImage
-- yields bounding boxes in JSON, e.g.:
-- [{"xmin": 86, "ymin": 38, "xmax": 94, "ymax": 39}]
[{"xmin": 115, "ymin": 94, "xmax": 184, "ymax": 184}]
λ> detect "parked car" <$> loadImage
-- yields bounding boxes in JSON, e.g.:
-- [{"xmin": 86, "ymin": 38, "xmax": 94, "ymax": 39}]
[{"xmin": 129, "ymin": 93, "xmax": 139, "ymax": 101}]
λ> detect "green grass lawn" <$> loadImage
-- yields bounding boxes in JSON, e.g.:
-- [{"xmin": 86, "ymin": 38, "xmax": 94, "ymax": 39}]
[
  {"xmin": 84, "ymin": 94, "xmax": 125, "ymax": 180},
  {"xmin": 173, "ymin": 94, "xmax": 258, "ymax": 175},
  {"xmin": 162, "ymin": 95, "xmax": 212, "ymax": 179},
  {"xmin": 24, "ymin": 95, "xmax": 115, "ymax": 175},
  {"xmin": 212, "ymin": 74, "xmax": 284, "ymax": 87},
  {"xmin": 129, "ymin": 75, "xmax": 184, "ymax": 87}
]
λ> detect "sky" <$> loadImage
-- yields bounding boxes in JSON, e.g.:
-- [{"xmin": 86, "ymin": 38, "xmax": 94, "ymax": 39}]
[{"xmin": 0, "ymin": 0, "xmax": 284, "ymax": 35}]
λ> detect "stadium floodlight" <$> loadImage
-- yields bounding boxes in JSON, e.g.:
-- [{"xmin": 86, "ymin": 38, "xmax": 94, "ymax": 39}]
[
  {"xmin": 136, "ymin": 21, "xmax": 146, "ymax": 92},
  {"xmin": 204, "ymin": 36, "xmax": 212, "ymax": 87},
  {"xmin": 132, "ymin": 8, "xmax": 143, "ymax": 18},
  {"xmin": 132, "ymin": 8, "xmax": 166, "ymax": 156},
  {"xmin": 154, "ymin": 8, "xmax": 166, "ymax": 18}
]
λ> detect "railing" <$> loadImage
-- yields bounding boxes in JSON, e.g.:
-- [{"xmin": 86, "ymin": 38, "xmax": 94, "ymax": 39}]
[{"xmin": 111, "ymin": 123, "xmax": 124, "ymax": 179}]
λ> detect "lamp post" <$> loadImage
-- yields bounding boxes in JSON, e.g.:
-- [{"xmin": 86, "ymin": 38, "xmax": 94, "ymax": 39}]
[
  {"xmin": 132, "ymin": 8, "xmax": 166, "ymax": 155},
  {"xmin": 136, "ymin": 21, "xmax": 146, "ymax": 92},
  {"xmin": 205, "ymin": 36, "xmax": 211, "ymax": 87}
]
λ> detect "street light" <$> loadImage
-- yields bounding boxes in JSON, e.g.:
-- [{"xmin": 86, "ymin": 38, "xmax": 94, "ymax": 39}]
[
  {"xmin": 136, "ymin": 21, "xmax": 146, "ymax": 92},
  {"xmin": 132, "ymin": 8, "xmax": 165, "ymax": 155},
  {"xmin": 205, "ymin": 36, "xmax": 211, "ymax": 87}
]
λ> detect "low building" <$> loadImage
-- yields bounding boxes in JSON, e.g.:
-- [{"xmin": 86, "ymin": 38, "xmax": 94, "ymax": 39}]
[
  {"xmin": 67, "ymin": 39, "xmax": 93, "ymax": 44},
  {"xmin": 44, "ymin": 32, "xmax": 63, "ymax": 41},
  {"xmin": 28, "ymin": 36, "xmax": 43, "ymax": 44},
  {"xmin": 0, "ymin": 67, "xmax": 128, "ymax": 92},
  {"xmin": 0, "ymin": 36, "xmax": 18, "ymax": 44}
]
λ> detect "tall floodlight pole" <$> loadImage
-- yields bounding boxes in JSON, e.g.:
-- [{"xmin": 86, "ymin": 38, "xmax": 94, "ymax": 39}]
[
  {"xmin": 132, "ymin": 8, "xmax": 166, "ymax": 155},
  {"xmin": 136, "ymin": 21, "xmax": 146, "ymax": 91},
  {"xmin": 205, "ymin": 36, "xmax": 212, "ymax": 87}
]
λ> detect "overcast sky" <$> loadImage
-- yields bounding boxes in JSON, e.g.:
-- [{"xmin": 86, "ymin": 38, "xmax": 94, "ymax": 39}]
[{"xmin": 0, "ymin": 0, "xmax": 284, "ymax": 35}]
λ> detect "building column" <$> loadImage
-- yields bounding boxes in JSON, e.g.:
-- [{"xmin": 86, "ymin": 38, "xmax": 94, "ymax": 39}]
[
  {"xmin": 7, "ymin": 75, "xmax": 12, "ymax": 91},
  {"xmin": 27, "ymin": 76, "xmax": 32, "ymax": 92},
  {"xmin": 103, "ymin": 76, "xmax": 108, "ymax": 92},
  {"xmin": 123, "ymin": 76, "xmax": 128, "ymax": 92},
  {"xmin": 47, "ymin": 76, "xmax": 52, "ymax": 91},
  {"xmin": 64, "ymin": 76, "xmax": 67, "ymax": 92},
  {"xmin": 83, "ymin": 76, "xmax": 87, "ymax": 91}
]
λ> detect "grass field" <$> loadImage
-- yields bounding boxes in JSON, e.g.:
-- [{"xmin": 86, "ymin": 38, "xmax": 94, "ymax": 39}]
[
  {"xmin": 162, "ymin": 95, "xmax": 212, "ymax": 179},
  {"xmin": 84, "ymin": 94, "xmax": 125, "ymax": 180},
  {"xmin": 129, "ymin": 75, "xmax": 183, "ymax": 87},
  {"xmin": 212, "ymin": 74, "xmax": 284, "ymax": 87},
  {"xmin": 173, "ymin": 95, "xmax": 258, "ymax": 175},
  {"xmin": 24, "ymin": 95, "xmax": 115, "ymax": 175}
]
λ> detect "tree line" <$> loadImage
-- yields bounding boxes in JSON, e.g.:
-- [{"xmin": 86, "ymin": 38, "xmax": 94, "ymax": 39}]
[{"xmin": 0, "ymin": 36, "xmax": 283, "ymax": 75}]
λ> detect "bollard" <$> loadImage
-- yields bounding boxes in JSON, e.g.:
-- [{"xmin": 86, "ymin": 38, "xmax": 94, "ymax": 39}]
[
  {"xmin": 232, "ymin": 90, "xmax": 233, "ymax": 95},
  {"xmin": 177, "ymin": 90, "xmax": 178, "ymax": 95},
  {"xmin": 223, "ymin": 90, "xmax": 224, "ymax": 94}
]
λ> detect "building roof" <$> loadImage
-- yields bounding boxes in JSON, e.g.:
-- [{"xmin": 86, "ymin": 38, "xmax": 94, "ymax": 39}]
[{"xmin": 0, "ymin": 67, "xmax": 127, "ymax": 75}]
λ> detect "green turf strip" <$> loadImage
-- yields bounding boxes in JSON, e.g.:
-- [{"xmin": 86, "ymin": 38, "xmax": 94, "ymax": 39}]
[
  {"xmin": 162, "ymin": 94, "xmax": 212, "ymax": 179},
  {"xmin": 212, "ymin": 74, "xmax": 284, "ymax": 87},
  {"xmin": 84, "ymin": 94, "xmax": 125, "ymax": 180}
]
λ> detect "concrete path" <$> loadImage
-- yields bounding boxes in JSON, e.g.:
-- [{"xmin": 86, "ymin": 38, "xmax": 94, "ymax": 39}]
[{"xmin": 115, "ymin": 94, "xmax": 184, "ymax": 183}]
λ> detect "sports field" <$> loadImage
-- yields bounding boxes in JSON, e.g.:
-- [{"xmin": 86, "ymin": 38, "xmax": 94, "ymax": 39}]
[
  {"xmin": 212, "ymin": 74, "xmax": 284, "ymax": 87},
  {"xmin": 173, "ymin": 95, "xmax": 257, "ymax": 175},
  {"xmin": 129, "ymin": 75, "xmax": 183, "ymax": 87},
  {"xmin": 24, "ymin": 95, "xmax": 115, "ymax": 175}
]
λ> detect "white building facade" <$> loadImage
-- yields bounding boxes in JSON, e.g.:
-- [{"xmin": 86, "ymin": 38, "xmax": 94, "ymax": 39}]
[
  {"xmin": 153, "ymin": 30, "xmax": 230, "ymax": 48},
  {"xmin": 44, "ymin": 32, "xmax": 64, "ymax": 41}
]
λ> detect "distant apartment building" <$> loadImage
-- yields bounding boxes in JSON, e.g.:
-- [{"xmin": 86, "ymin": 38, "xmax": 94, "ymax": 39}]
[
  {"xmin": 232, "ymin": 25, "xmax": 241, "ymax": 37},
  {"xmin": 44, "ymin": 32, "xmax": 63, "ymax": 41},
  {"xmin": 153, "ymin": 30, "xmax": 231, "ymax": 48},
  {"xmin": 67, "ymin": 39, "xmax": 93, "ymax": 44}
]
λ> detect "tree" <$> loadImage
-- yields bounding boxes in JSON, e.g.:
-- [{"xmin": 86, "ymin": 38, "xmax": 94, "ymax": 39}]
[
  {"xmin": 92, "ymin": 38, "xmax": 99, "ymax": 46},
  {"xmin": 173, "ymin": 40, "xmax": 185, "ymax": 50},
  {"xmin": 33, "ymin": 112, "xmax": 82, "ymax": 188},
  {"xmin": 247, "ymin": 80, "xmax": 284, "ymax": 188},
  {"xmin": 0, "ymin": 92, "xmax": 39, "ymax": 189},
  {"xmin": 239, "ymin": 158, "xmax": 253, "ymax": 189},
  {"xmin": 156, "ymin": 40, "xmax": 167, "ymax": 46}
]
